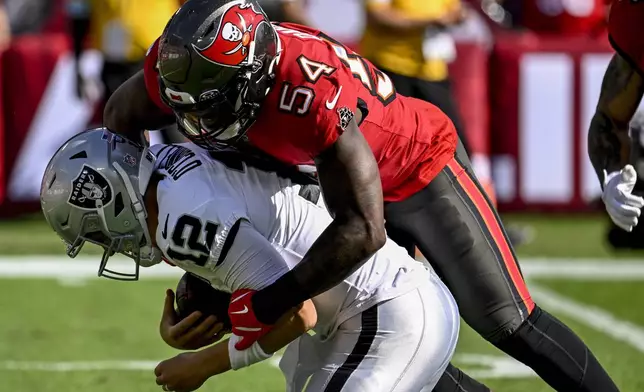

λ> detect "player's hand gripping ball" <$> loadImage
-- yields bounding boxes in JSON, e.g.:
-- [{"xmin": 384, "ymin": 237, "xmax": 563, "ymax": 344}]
[{"xmin": 175, "ymin": 272, "xmax": 232, "ymax": 332}]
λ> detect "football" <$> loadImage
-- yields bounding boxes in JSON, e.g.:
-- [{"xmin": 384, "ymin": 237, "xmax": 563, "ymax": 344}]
[{"xmin": 175, "ymin": 272, "xmax": 232, "ymax": 331}]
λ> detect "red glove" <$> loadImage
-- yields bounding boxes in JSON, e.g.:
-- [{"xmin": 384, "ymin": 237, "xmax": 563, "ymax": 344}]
[{"xmin": 228, "ymin": 289, "xmax": 273, "ymax": 350}]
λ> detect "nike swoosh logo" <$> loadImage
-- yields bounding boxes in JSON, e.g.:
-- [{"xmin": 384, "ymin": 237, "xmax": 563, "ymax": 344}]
[
  {"xmin": 230, "ymin": 305, "xmax": 250, "ymax": 315},
  {"xmin": 325, "ymin": 86, "xmax": 343, "ymax": 110},
  {"xmin": 161, "ymin": 214, "xmax": 169, "ymax": 239},
  {"xmin": 231, "ymin": 291, "xmax": 253, "ymax": 303},
  {"xmin": 235, "ymin": 327, "xmax": 262, "ymax": 332}
]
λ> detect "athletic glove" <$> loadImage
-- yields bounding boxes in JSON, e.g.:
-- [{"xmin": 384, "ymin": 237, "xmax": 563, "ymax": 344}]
[
  {"xmin": 228, "ymin": 289, "xmax": 273, "ymax": 350},
  {"xmin": 602, "ymin": 165, "xmax": 644, "ymax": 232}
]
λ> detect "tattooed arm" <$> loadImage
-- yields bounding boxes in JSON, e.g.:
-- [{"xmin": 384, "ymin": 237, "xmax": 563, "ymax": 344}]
[{"xmin": 588, "ymin": 53, "xmax": 644, "ymax": 186}]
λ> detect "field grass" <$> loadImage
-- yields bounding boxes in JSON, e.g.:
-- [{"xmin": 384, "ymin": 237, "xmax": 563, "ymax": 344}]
[{"xmin": 1, "ymin": 213, "xmax": 644, "ymax": 391}]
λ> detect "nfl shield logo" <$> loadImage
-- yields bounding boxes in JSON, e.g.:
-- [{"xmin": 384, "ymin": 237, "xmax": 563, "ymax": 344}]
[
  {"xmin": 337, "ymin": 107, "xmax": 354, "ymax": 131},
  {"xmin": 123, "ymin": 154, "xmax": 137, "ymax": 167}
]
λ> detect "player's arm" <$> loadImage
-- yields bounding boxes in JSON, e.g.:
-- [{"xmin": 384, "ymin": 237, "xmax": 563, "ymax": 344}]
[
  {"xmin": 103, "ymin": 70, "xmax": 175, "ymax": 142},
  {"xmin": 588, "ymin": 53, "xmax": 644, "ymax": 231},
  {"xmin": 588, "ymin": 53, "xmax": 644, "ymax": 182},
  {"xmin": 252, "ymin": 116, "xmax": 386, "ymax": 325},
  {"xmin": 203, "ymin": 300, "xmax": 315, "ymax": 372},
  {"xmin": 154, "ymin": 299, "xmax": 316, "ymax": 390},
  {"xmin": 154, "ymin": 220, "xmax": 318, "ymax": 389}
]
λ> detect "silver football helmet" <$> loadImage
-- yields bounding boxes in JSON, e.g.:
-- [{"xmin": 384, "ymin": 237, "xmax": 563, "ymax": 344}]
[{"xmin": 40, "ymin": 128, "xmax": 160, "ymax": 280}]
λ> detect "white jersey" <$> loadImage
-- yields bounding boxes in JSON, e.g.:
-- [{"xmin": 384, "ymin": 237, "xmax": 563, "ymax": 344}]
[{"xmin": 150, "ymin": 143, "xmax": 428, "ymax": 338}]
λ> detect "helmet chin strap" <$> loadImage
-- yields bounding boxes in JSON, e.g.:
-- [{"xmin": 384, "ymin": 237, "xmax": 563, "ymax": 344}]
[
  {"xmin": 245, "ymin": 39, "xmax": 256, "ymax": 80},
  {"xmin": 266, "ymin": 29, "xmax": 282, "ymax": 96},
  {"xmin": 113, "ymin": 161, "xmax": 161, "ymax": 267},
  {"xmin": 235, "ymin": 39, "xmax": 257, "ymax": 114}
]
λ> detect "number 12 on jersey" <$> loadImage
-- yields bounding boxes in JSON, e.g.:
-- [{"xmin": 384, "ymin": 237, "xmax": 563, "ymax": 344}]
[{"xmin": 167, "ymin": 214, "xmax": 219, "ymax": 267}]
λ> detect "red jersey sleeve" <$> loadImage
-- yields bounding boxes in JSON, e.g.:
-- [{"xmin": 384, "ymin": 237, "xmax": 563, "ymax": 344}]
[
  {"xmin": 247, "ymin": 33, "xmax": 362, "ymax": 161},
  {"xmin": 305, "ymin": 69, "xmax": 360, "ymax": 156},
  {"xmin": 608, "ymin": 1, "xmax": 644, "ymax": 73},
  {"xmin": 143, "ymin": 39, "xmax": 173, "ymax": 114}
]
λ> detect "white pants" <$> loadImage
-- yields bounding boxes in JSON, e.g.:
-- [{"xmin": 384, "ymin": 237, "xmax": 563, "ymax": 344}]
[{"xmin": 280, "ymin": 272, "xmax": 459, "ymax": 392}]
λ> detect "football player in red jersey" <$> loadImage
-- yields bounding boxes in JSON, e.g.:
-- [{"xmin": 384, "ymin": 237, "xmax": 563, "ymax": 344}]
[
  {"xmin": 587, "ymin": 0, "xmax": 644, "ymax": 234},
  {"xmin": 104, "ymin": 1, "xmax": 618, "ymax": 391}
]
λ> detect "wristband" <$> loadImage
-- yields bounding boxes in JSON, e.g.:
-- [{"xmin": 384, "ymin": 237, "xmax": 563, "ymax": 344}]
[{"xmin": 228, "ymin": 334, "xmax": 274, "ymax": 370}]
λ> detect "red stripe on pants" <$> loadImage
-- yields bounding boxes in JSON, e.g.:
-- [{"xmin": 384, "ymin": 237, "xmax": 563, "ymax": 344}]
[{"xmin": 447, "ymin": 159, "xmax": 535, "ymax": 314}]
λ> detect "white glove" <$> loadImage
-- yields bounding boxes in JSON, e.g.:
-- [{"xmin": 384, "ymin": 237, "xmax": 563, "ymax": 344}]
[{"xmin": 602, "ymin": 165, "xmax": 644, "ymax": 232}]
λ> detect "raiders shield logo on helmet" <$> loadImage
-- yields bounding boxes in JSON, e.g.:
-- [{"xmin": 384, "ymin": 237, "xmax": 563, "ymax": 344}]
[
  {"xmin": 68, "ymin": 165, "xmax": 113, "ymax": 210},
  {"xmin": 192, "ymin": 1, "xmax": 269, "ymax": 67}
]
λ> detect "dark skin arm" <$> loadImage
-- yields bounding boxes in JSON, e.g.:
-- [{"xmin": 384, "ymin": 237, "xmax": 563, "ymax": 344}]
[
  {"xmin": 252, "ymin": 115, "xmax": 387, "ymax": 325},
  {"xmin": 588, "ymin": 53, "xmax": 644, "ymax": 185},
  {"xmin": 103, "ymin": 70, "xmax": 175, "ymax": 142}
]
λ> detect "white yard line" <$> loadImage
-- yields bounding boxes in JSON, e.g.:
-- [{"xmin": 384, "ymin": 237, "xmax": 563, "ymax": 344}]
[
  {"xmin": 530, "ymin": 283, "xmax": 644, "ymax": 353},
  {"xmin": 0, "ymin": 355, "xmax": 536, "ymax": 380},
  {"xmin": 0, "ymin": 360, "xmax": 160, "ymax": 371},
  {"xmin": 456, "ymin": 354, "xmax": 537, "ymax": 379},
  {"xmin": 522, "ymin": 259, "xmax": 644, "ymax": 281},
  {"xmin": 0, "ymin": 257, "xmax": 183, "ymax": 280},
  {"xmin": 1, "ymin": 256, "xmax": 644, "ymax": 281}
]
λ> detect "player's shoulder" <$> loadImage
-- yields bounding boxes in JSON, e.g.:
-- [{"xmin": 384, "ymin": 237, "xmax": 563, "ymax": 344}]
[
  {"xmin": 274, "ymin": 23, "xmax": 345, "ymax": 77},
  {"xmin": 151, "ymin": 143, "xmax": 208, "ymax": 181},
  {"xmin": 153, "ymin": 143, "xmax": 243, "ymax": 213},
  {"xmin": 273, "ymin": 23, "xmax": 325, "ymax": 45}
]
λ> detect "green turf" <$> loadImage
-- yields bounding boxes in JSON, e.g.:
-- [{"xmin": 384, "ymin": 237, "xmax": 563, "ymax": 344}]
[
  {"xmin": 1, "ymin": 213, "xmax": 644, "ymax": 391},
  {"xmin": 0, "ymin": 278, "xmax": 285, "ymax": 392},
  {"xmin": 7, "ymin": 212, "xmax": 644, "ymax": 258},
  {"xmin": 0, "ymin": 214, "xmax": 102, "ymax": 255},
  {"xmin": 2, "ymin": 277, "xmax": 642, "ymax": 391},
  {"xmin": 504, "ymin": 213, "xmax": 644, "ymax": 259}
]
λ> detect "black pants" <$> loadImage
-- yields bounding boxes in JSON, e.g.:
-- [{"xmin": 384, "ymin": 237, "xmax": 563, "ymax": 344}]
[
  {"xmin": 379, "ymin": 68, "xmax": 472, "ymax": 156},
  {"xmin": 384, "ymin": 142, "xmax": 618, "ymax": 392},
  {"xmin": 385, "ymin": 142, "xmax": 531, "ymax": 339}
]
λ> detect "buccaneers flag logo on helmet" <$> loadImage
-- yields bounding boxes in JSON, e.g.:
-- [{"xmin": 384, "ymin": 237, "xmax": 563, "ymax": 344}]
[{"xmin": 193, "ymin": 1, "xmax": 268, "ymax": 67}]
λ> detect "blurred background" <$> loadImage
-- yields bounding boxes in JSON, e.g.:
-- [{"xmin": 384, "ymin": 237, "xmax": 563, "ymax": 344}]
[{"xmin": 2, "ymin": 0, "xmax": 644, "ymax": 392}]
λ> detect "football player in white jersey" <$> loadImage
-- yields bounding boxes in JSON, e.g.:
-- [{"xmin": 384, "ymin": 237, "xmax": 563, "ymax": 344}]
[{"xmin": 40, "ymin": 128, "xmax": 459, "ymax": 392}]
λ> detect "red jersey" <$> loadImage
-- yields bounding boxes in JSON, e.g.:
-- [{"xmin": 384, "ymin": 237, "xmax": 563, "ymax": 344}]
[
  {"xmin": 144, "ymin": 23, "xmax": 456, "ymax": 202},
  {"xmin": 608, "ymin": 0, "xmax": 644, "ymax": 73}
]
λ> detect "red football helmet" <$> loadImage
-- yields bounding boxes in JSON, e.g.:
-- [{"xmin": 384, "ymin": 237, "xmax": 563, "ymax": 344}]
[{"xmin": 157, "ymin": 0, "xmax": 279, "ymax": 149}]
